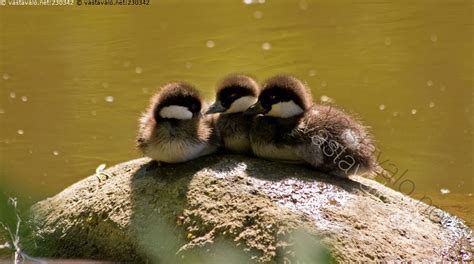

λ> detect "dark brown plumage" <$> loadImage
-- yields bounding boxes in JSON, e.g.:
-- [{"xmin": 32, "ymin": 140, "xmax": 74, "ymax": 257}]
[
  {"xmin": 206, "ymin": 74, "xmax": 260, "ymax": 154},
  {"xmin": 137, "ymin": 82, "xmax": 220, "ymax": 163},
  {"xmin": 247, "ymin": 75, "xmax": 379, "ymax": 178},
  {"xmin": 216, "ymin": 74, "xmax": 260, "ymax": 97},
  {"xmin": 260, "ymin": 75, "xmax": 312, "ymax": 111}
]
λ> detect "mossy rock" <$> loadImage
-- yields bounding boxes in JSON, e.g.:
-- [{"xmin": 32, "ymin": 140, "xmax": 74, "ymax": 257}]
[{"xmin": 25, "ymin": 155, "xmax": 472, "ymax": 263}]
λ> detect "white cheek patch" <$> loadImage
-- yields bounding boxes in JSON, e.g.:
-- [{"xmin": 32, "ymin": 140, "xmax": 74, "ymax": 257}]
[
  {"xmin": 266, "ymin": 100, "xmax": 304, "ymax": 118},
  {"xmin": 225, "ymin": 96, "xmax": 258, "ymax": 114},
  {"xmin": 159, "ymin": 105, "xmax": 193, "ymax": 120}
]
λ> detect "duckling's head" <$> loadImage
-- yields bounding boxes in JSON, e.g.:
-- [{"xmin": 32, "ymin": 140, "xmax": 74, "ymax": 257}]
[
  {"xmin": 205, "ymin": 74, "xmax": 259, "ymax": 115},
  {"xmin": 245, "ymin": 75, "xmax": 312, "ymax": 118},
  {"xmin": 152, "ymin": 82, "xmax": 202, "ymax": 121}
]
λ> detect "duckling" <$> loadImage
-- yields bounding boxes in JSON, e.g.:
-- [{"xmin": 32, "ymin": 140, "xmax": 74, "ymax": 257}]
[
  {"xmin": 205, "ymin": 74, "xmax": 259, "ymax": 154},
  {"xmin": 245, "ymin": 75, "xmax": 379, "ymax": 178},
  {"xmin": 137, "ymin": 82, "xmax": 220, "ymax": 163}
]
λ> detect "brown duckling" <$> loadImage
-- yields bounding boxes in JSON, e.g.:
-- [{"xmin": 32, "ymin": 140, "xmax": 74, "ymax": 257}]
[
  {"xmin": 205, "ymin": 74, "xmax": 259, "ymax": 154},
  {"xmin": 245, "ymin": 75, "xmax": 379, "ymax": 178},
  {"xmin": 137, "ymin": 82, "xmax": 220, "ymax": 163}
]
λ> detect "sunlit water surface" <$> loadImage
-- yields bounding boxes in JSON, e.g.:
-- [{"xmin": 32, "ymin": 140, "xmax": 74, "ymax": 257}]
[{"xmin": 0, "ymin": 0, "xmax": 472, "ymax": 243}]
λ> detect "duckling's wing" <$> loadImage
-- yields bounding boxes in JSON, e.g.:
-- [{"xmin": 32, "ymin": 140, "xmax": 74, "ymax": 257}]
[
  {"xmin": 294, "ymin": 143, "xmax": 325, "ymax": 168},
  {"xmin": 296, "ymin": 105, "xmax": 379, "ymax": 176},
  {"xmin": 202, "ymin": 114, "xmax": 222, "ymax": 149}
]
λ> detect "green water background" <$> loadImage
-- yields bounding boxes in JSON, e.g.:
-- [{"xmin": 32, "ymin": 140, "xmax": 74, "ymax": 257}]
[{"xmin": 0, "ymin": 0, "xmax": 472, "ymax": 248}]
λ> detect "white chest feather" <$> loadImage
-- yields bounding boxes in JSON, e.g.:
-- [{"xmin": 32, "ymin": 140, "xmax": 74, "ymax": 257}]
[{"xmin": 144, "ymin": 140, "xmax": 213, "ymax": 163}]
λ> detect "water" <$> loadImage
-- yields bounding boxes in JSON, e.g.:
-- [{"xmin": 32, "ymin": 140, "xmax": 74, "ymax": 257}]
[{"xmin": 0, "ymin": 0, "xmax": 472, "ymax": 237}]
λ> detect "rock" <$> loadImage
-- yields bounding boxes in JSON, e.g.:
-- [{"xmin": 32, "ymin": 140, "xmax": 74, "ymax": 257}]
[{"xmin": 26, "ymin": 155, "xmax": 472, "ymax": 263}]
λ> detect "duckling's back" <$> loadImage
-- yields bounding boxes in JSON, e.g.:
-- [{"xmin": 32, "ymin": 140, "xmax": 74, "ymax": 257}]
[{"xmin": 297, "ymin": 104, "xmax": 378, "ymax": 177}]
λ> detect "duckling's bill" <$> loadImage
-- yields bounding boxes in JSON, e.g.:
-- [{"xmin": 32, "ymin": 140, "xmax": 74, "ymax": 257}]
[
  {"xmin": 206, "ymin": 101, "xmax": 226, "ymax": 114},
  {"xmin": 244, "ymin": 101, "xmax": 267, "ymax": 115}
]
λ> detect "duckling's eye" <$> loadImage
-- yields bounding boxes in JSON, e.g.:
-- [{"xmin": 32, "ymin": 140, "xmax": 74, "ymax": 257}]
[
  {"xmin": 229, "ymin": 93, "xmax": 238, "ymax": 99},
  {"xmin": 189, "ymin": 103, "xmax": 199, "ymax": 112},
  {"xmin": 269, "ymin": 95, "xmax": 277, "ymax": 101}
]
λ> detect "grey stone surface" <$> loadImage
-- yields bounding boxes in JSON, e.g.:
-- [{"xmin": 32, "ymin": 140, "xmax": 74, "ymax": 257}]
[{"xmin": 27, "ymin": 155, "xmax": 473, "ymax": 263}]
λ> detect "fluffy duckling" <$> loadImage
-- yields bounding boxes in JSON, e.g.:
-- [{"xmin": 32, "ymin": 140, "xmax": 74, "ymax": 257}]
[
  {"xmin": 205, "ymin": 75, "xmax": 259, "ymax": 154},
  {"xmin": 137, "ymin": 82, "xmax": 220, "ymax": 163},
  {"xmin": 245, "ymin": 75, "xmax": 378, "ymax": 178}
]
